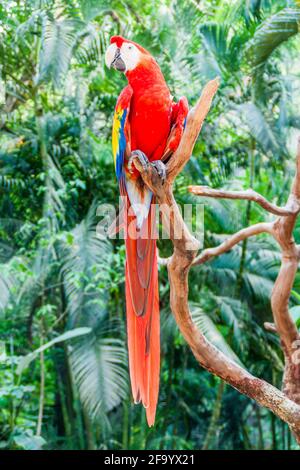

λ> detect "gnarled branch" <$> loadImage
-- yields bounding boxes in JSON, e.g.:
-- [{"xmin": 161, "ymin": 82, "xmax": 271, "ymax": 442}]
[
  {"xmin": 188, "ymin": 186, "xmax": 300, "ymax": 216},
  {"xmin": 134, "ymin": 78, "xmax": 300, "ymax": 443},
  {"xmin": 166, "ymin": 77, "xmax": 220, "ymax": 183},
  {"xmin": 193, "ymin": 222, "xmax": 273, "ymax": 265}
]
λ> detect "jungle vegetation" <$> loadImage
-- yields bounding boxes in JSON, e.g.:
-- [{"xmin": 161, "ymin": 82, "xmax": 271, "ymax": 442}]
[{"xmin": 0, "ymin": 0, "xmax": 300, "ymax": 450}]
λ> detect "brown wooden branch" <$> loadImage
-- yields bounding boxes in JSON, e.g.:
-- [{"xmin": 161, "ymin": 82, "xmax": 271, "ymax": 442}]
[
  {"xmin": 268, "ymin": 142, "xmax": 300, "ymax": 406},
  {"xmin": 188, "ymin": 186, "xmax": 299, "ymax": 216},
  {"xmin": 134, "ymin": 79, "xmax": 300, "ymax": 443},
  {"xmin": 166, "ymin": 77, "xmax": 220, "ymax": 183},
  {"xmin": 264, "ymin": 322, "xmax": 278, "ymax": 334},
  {"xmin": 193, "ymin": 222, "xmax": 273, "ymax": 265}
]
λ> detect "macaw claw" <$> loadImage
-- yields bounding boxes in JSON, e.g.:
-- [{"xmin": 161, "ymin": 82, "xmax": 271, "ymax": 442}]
[
  {"xmin": 151, "ymin": 160, "xmax": 166, "ymax": 183},
  {"xmin": 129, "ymin": 151, "xmax": 166, "ymax": 183},
  {"xmin": 129, "ymin": 150, "xmax": 149, "ymax": 173}
]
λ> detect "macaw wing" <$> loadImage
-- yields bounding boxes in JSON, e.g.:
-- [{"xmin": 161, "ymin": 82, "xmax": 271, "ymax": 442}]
[
  {"xmin": 161, "ymin": 96, "xmax": 189, "ymax": 162},
  {"xmin": 112, "ymin": 85, "xmax": 133, "ymax": 180}
]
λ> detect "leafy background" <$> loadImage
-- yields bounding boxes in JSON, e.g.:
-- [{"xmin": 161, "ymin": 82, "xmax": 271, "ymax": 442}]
[{"xmin": 0, "ymin": 0, "xmax": 300, "ymax": 450}]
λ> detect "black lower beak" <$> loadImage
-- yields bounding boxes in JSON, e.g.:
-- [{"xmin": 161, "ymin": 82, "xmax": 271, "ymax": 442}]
[{"xmin": 111, "ymin": 48, "xmax": 126, "ymax": 72}]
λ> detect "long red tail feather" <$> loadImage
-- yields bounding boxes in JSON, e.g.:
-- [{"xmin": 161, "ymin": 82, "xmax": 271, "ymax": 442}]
[{"xmin": 124, "ymin": 198, "xmax": 160, "ymax": 426}]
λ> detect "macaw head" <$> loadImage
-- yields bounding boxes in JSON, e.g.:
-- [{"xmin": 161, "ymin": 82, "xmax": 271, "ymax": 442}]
[{"xmin": 105, "ymin": 36, "xmax": 149, "ymax": 73}]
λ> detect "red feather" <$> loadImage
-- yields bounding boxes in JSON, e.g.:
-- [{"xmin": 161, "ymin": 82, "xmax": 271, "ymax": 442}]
[
  {"xmin": 111, "ymin": 36, "xmax": 188, "ymax": 426},
  {"xmin": 124, "ymin": 200, "xmax": 159, "ymax": 425}
]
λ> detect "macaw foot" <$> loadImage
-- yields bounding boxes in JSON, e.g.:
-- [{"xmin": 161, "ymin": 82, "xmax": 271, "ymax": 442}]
[
  {"xmin": 128, "ymin": 150, "xmax": 149, "ymax": 173},
  {"xmin": 151, "ymin": 160, "xmax": 166, "ymax": 183},
  {"xmin": 129, "ymin": 150, "xmax": 166, "ymax": 183}
]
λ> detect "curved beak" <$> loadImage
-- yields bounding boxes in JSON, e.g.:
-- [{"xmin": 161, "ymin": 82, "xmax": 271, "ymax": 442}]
[{"xmin": 111, "ymin": 48, "xmax": 126, "ymax": 72}]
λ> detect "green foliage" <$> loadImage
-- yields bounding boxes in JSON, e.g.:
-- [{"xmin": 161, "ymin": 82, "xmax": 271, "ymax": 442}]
[
  {"xmin": 247, "ymin": 7, "xmax": 300, "ymax": 71},
  {"xmin": 17, "ymin": 327, "xmax": 92, "ymax": 374},
  {"xmin": 38, "ymin": 12, "xmax": 81, "ymax": 88},
  {"xmin": 69, "ymin": 332, "xmax": 127, "ymax": 421},
  {"xmin": 190, "ymin": 302, "xmax": 243, "ymax": 366}
]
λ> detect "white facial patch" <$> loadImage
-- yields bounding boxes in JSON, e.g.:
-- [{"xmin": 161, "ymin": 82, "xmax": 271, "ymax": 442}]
[
  {"xmin": 105, "ymin": 43, "xmax": 117, "ymax": 68},
  {"xmin": 120, "ymin": 42, "xmax": 141, "ymax": 71}
]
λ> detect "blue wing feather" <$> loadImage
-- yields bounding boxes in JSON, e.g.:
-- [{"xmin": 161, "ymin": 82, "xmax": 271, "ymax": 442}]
[{"xmin": 112, "ymin": 86, "xmax": 132, "ymax": 181}]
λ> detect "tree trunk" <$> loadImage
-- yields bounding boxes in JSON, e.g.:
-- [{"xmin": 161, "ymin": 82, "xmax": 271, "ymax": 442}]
[{"xmin": 202, "ymin": 379, "xmax": 225, "ymax": 450}]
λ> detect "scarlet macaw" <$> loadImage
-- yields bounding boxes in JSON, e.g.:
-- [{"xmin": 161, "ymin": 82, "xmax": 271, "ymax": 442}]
[{"xmin": 105, "ymin": 36, "xmax": 188, "ymax": 426}]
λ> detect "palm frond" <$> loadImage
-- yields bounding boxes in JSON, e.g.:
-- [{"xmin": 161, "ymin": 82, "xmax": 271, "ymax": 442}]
[
  {"xmin": 75, "ymin": 23, "xmax": 106, "ymax": 70},
  {"xmin": 58, "ymin": 201, "xmax": 125, "ymax": 423},
  {"xmin": 0, "ymin": 266, "xmax": 14, "ymax": 314},
  {"xmin": 68, "ymin": 332, "xmax": 128, "ymax": 420},
  {"xmin": 0, "ymin": 175, "xmax": 26, "ymax": 189},
  {"xmin": 160, "ymin": 307, "xmax": 180, "ymax": 352},
  {"xmin": 59, "ymin": 202, "xmax": 113, "ymax": 327},
  {"xmin": 199, "ymin": 22, "xmax": 229, "ymax": 64},
  {"xmin": 216, "ymin": 296, "xmax": 248, "ymax": 352},
  {"xmin": 236, "ymin": 102, "xmax": 281, "ymax": 156},
  {"xmin": 247, "ymin": 7, "xmax": 300, "ymax": 71},
  {"xmin": 15, "ymin": 9, "xmax": 44, "ymax": 39},
  {"xmin": 38, "ymin": 13, "xmax": 82, "ymax": 88},
  {"xmin": 243, "ymin": 272, "xmax": 274, "ymax": 302},
  {"xmin": 190, "ymin": 302, "xmax": 243, "ymax": 366},
  {"xmin": 15, "ymin": 247, "xmax": 55, "ymax": 318},
  {"xmin": 17, "ymin": 327, "xmax": 92, "ymax": 374}
]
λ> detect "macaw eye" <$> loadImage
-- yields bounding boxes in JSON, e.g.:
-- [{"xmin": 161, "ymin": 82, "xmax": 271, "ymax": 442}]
[{"xmin": 128, "ymin": 45, "xmax": 133, "ymax": 50}]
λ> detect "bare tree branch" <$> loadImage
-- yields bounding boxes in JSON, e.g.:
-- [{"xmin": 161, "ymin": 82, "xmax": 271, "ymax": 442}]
[
  {"xmin": 268, "ymin": 142, "xmax": 300, "ymax": 365},
  {"xmin": 264, "ymin": 322, "xmax": 278, "ymax": 333},
  {"xmin": 193, "ymin": 222, "xmax": 273, "ymax": 265},
  {"xmin": 188, "ymin": 186, "xmax": 300, "ymax": 216},
  {"xmin": 134, "ymin": 79, "xmax": 300, "ymax": 443},
  {"xmin": 166, "ymin": 78, "xmax": 220, "ymax": 183}
]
